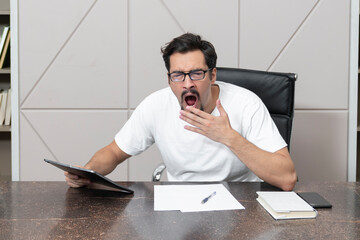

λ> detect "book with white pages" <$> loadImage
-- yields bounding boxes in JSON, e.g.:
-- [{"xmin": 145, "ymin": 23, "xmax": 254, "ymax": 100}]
[
  {"xmin": 0, "ymin": 26, "xmax": 9, "ymax": 58},
  {"xmin": 256, "ymin": 191, "xmax": 317, "ymax": 220},
  {"xmin": 0, "ymin": 89, "xmax": 7, "ymax": 125},
  {"xmin": 0, "ymin": 29, "xmax": 10, "ymax": 68},
  {"xmin": 4, "ymin": 88, "xmax": 10, "ymax": 125},
  {"xmin": 0, "ymin": 26, "xmax": 5, "ymax": 40}
]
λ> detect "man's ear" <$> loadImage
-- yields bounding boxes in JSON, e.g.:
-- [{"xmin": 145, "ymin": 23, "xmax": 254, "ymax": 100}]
[
  {"xmin": 167, "ymin": 73, "xmax": 171, "ymax": 85},
  {"xmin": 211, "ymin": 68, "xmax": 217, "ymax": 83}
]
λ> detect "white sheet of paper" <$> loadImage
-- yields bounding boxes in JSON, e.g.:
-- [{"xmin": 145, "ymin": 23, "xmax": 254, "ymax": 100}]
[{"xmin": 154, "ymin": 184, "xmax": 245, "ymax": 212}]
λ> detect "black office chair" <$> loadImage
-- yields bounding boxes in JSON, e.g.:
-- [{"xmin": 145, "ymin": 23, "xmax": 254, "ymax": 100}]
[{"xmin": 152, "ymin": 67, "xmax": 297, "ymax": 181}]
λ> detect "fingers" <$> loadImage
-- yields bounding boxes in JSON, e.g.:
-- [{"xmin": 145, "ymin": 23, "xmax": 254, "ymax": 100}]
[
  {"xmin": 180, "ymin": 113, "xmax": 202, "ymax": 128},
  {"xmin": 216, "ymin": 99, "xmax": 227, "ymax": 116},
  {"xmin": 184, "ymin": 106, "xmax": 208, "ymax": 118},
  {"xmin": 182, "ymin": 99, "xmax": 226, "ymax": 118},
  {"xmin": 64, "ymin": 171, "xmax": 90, "ymax": 188},
  {"xmin": 184, "ymin": 124, "xmax": 204, "ymax": 135},
  {"xmin": 179, "ymin": 99, "xmax": 232, "ymax": 144},
  {"xmin": 180, "ymin": 106, "xmax": 210, "ymax": 126}
]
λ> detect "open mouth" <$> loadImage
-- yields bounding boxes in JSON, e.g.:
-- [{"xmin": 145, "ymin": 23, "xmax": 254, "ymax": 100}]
[
  {"xmin": 185, "ymin": 95, "xmax": 197, "ymax": 106},
  {"xmin": 181, "ymin": 89, "xmax": 200, "ymax": 109}
]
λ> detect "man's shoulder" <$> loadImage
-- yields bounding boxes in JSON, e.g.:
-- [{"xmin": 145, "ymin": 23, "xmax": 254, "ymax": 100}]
[
  {"xmin": 146, "ymin": 86, "xmax": 172, "ymax": 99},
  {"xmin": 137, "ymin": 87, "xmax": 175, "ymax": 111},
  {"xmin": 217, "ymin": 81, "xmax": 260, "ymax": 101},
  {"xmin": 140, "ymin": 87, "xmax": 173, "ymax": 104}
]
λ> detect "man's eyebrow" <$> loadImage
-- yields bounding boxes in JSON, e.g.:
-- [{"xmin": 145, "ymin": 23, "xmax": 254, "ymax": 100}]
[
  {"xmin": 170, "ymin": 68, "xmax": 204, "ymax": 73},
  {"xmin": 170, "ymin": 70, "xmax": 184, "ymax": 73}
]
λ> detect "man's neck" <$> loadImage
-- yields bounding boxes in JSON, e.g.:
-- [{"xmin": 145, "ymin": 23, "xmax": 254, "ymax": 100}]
[{"xmin": 204, "ymin": 84, "xmax": 220, "ymax": 114}]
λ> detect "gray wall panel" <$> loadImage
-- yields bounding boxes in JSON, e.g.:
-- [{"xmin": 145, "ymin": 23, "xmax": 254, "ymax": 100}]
[
  {"xmin": 21, "ymin": 0, "xmax": 128, "ymax": 108},
  {"xmin": 271, "ymin": 0, "xmax": 350, "ymax": 109},
  {"xmin": 129, "ymin": 0, "xmax": 181, "ymax": 108},
  {"xmin": 19, "ymin": 0, "xmax": 96, "ymax": 104},
  {"xmin": 17, "ymin": 0, "xmax": 352, "ymax": 182},
  {"xmin": 291, "ymin": 110, "xmax": 348, "ymax": 182},
  {"xmin": 239, "ymin": 0, "xmax": 317, "ymax": 70},
  {"xmin": 128, "ymin": 145, "xmax": 166, "ymax": 181},
  {"xmin": 20, "ymin": 110, "xmax": 129, "ymax": 181}
]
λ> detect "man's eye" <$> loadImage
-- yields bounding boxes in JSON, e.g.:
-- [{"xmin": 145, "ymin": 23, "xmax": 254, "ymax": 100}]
[
  {"xmin": 190, "ymin": 72, "xmax": 203, "ymax": 78},
  {"xmin": 172, "ymin": 73, "xmax": 183, "ymax": 78},
  {"xmin": 192, "ymin": 72, "xmax": 202, "ymax": 76}
]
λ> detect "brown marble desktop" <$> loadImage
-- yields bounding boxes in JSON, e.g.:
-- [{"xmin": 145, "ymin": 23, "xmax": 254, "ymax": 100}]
[{"xmin": 0, "ymin": 181, "xmax": 359, "ymax": 240}]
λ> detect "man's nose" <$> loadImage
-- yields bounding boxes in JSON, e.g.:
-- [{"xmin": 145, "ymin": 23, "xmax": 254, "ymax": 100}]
[{"xmin": 183, "ymin": 74, "xmax": 195, "ymax": 89}]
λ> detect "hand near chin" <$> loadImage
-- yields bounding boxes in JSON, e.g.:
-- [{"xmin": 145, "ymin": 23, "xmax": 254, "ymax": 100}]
[{"xmin": 179, "ymin": 99, "xmax": 235, "ymax": 145}]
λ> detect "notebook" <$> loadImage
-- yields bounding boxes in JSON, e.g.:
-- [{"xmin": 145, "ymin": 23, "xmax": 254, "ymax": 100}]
[{"xmin": 256, "ymin": 191, "xmax": 317, "ymax": 220}]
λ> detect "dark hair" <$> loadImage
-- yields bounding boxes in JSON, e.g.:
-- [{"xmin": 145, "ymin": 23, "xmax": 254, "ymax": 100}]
[{"xmin": 161, "ymin": 33, "xmax": 217, "ymax": 72}]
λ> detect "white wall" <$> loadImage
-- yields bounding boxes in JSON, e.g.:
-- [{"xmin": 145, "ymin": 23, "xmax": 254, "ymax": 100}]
[{"xmin": 16, "ymin": 0, "xmax": 353, "ymax": 182}]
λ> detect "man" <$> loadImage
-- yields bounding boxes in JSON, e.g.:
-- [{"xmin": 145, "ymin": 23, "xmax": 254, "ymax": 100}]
[{"xmin": 65, "ymin": 33, "xmax": 297, "ymax": 191}]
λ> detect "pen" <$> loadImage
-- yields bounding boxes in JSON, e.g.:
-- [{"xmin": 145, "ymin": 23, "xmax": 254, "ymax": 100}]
[{"xmin": 201, "ymin": 191, "xmax": 216, "ymax": 204}]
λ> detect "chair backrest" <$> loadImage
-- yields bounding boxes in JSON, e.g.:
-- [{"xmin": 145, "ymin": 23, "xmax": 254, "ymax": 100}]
[{"xmin": 216, "ymin": 67, "xmax": 296, "ymax": 149}]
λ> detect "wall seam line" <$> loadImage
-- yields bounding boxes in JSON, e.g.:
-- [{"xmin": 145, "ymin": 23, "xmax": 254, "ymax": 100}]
[
  {"xmin": 267, "ymin": 0, "xmax": 322, "ymax": 71},
  {"xmin": 19, "ymin": 0, "xmax": 98, "ymax": 108}
]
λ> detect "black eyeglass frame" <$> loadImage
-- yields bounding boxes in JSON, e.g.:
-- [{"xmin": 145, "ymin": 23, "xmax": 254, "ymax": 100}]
[{"xmin": 168, "ymin": 68, "xmax": 213, "ymax": 82}]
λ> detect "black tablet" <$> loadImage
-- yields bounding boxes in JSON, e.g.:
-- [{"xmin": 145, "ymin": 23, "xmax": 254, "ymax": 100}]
[
  {"xmin": 297, "ymin": 192, "xmax": 332, "ymax": 208},
  {"xmin": 44, "ymin": 159, "xmax": 134, "ymax": 194}
]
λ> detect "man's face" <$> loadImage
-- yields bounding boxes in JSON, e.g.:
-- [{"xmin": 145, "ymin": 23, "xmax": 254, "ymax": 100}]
[{"xmin": 168, "ymin": 50, "xmax": 216, "ymax": 113}]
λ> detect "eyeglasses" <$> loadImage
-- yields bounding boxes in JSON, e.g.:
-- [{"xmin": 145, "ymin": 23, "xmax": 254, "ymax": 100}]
[{"xmin": 168, "ymin": 68, "xmax": 213, "ymax": 82}]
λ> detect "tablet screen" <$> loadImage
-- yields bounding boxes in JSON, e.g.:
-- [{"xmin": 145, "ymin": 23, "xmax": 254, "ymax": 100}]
[{"xmin": 44, "ymin": 159, "xmax": 133, "ymax": 194}]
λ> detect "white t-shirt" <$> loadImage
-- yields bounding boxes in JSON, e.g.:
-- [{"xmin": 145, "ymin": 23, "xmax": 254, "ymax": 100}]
[{"xmin": 115, "ymin": 81, "xmax": 286, "ymax": 182}]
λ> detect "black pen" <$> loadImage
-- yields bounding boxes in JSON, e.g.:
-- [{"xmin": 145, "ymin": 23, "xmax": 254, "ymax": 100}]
[{"xmin": 201, "ymin": 191, "xmax": 216, "ymax": 204}]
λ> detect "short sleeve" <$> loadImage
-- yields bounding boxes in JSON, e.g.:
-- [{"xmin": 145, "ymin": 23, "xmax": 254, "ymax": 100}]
[
  {"xmin": 114, "ymin": 97, "xmax": 155, "ymax": 156},
  {"xmin": 244, "ymin": 97, "xmax": 287, "ymax": 153}
]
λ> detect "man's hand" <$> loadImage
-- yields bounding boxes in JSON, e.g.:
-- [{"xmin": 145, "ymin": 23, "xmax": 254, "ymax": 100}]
[
  {"xmin": 64, "ymin": 168, "xmax": 91, "ymax": 188},
  {"xmin": 180, "ymin": 98, "xmax": 297, "ymax": 190},
  {"xmin": 64, "ymin": 140, "xmax": 131, "ymax": 188},
  {"xmin": 179, "ymin": 99, "xmax": 235, "ymax": 145}
]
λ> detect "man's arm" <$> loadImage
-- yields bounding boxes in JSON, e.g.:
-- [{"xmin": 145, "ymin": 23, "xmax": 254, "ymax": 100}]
[
  {"xmin": 179, "ymin": 99, "xmax": 297, "ymax": 191},
  {"xmin": 225, "ymin": 135, "xmax": 296, "ymax": 191},
  {"xmin": 65, "ymin": 140, "xmax": 131, "ymax": 188}
]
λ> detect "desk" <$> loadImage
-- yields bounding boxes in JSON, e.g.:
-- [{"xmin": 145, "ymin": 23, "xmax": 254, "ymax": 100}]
[{"xmin": 0, "ymin": 181, "xmax": 359, "ymax": 240}]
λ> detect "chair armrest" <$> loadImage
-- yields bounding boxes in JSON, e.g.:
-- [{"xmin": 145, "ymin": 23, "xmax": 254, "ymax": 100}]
[{"xmin": 152, "ymin": 163, "xmax": 166, "ymax": 181}]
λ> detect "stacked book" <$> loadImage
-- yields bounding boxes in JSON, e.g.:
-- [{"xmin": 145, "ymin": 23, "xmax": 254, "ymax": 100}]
[
  {"xmin": 0, "ymin": 25, "xmax": 10, "ymax": 69},
  {"xmin": 0, "ymin": 25, "xmax": 11, "ymax": 128},
  {"xmin": 256, "ymin": 191, "xmax": 317, "ymax": 220},
  {"xmin": 0, "ymin": 88, "xmax": 11, "ymax": 126}
]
